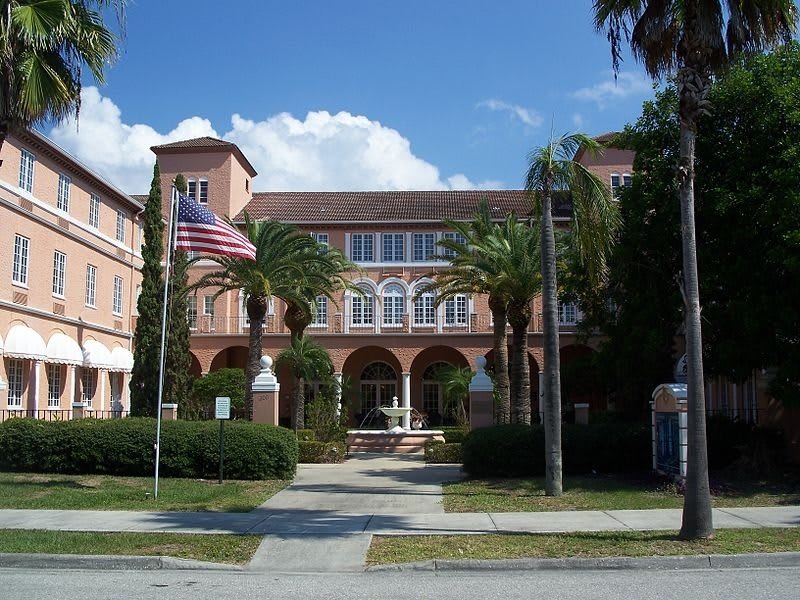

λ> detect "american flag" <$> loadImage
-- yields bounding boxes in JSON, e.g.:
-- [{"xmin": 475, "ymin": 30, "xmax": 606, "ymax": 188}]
[{"xmin": 175, "ymin": 194, "xmax": 256, "ymax": 260}]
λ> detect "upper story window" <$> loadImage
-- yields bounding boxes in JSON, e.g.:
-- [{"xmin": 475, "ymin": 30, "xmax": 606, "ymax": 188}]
[
  {"xmin": 382, "ymin": 284, "xmax": 405, "ymax": 327},
  {"xmin": 558, "ymin": 302, "xmax": 578, "ymax": 326},
  {"xmin": 187, "ymin": 177, "xmax": 197, "ymax": 201},
  {"xmin": 187, "ymin": 295, "xmax": 197, "ymax": 330},
  {"xmin": 112, "ymin": 275, "xmax": 124, "ymax": 315},
  {"xmin": 199, "ymin": 177, "xmax": 208, "ymax": 204},
  {"xmin": 413, "ymin": 233, "xmax": 436, "ymax": 262},
  {"xmin": 610, "ymin": 173, "xmax": 632, "ymax": 197},
  {"xmin": 85, "ymin": 264, "xmax": 97, "ymax": 307},
  {"xmin": 311, "ymin": 296, "xmax": 328, "ymax": 326},
  {"xmin": 445, "ymin": 294, "xmax": 468, "ymax": 325},
  {"xmin": 57, "ymin": 174, "xmax": 71, "ymax": 212},
  {"xmin": 19, "ymin": 149, "xmax": 34, "ymax": 193},
  {"xmin": 383, "ymin": 233, "xmax": 404, "ymax": 262},
  {"xmin": 351, "ymin": 233, "xmax": 374, "ymax": 262},
  {"xmin": 12, "ymin": 234, "xmax": 30, "ymax": 286},
  {"xmin": 311, "ymin": 232, "xmax": 329, "ymax": 248},
  {"xmin": 441, "ymin": 231, "xmax": 466, "ymax": 259},
  {"xmin": 414, "ymin": 291, "xmax": 436, "ymax": 326},
  {"xmin": 351, "ymin": 285, "xmax": 374, "ymax": 326},
  {"xmin": 623, "ymin": 173, "xmax": 632, "ymax": 188},
  {"xmin": 203, "ymin": 295, "xmax": 215, "ymax": 317},
  {"xmin": 52, "ymin": 250, "xmax": 66, "ymax": 297},
  {"xmin": 115, "ymin": 209, "xmax": 126, "ymax": 242},
  {"xmin": 89, "ymin": 194, "xmax": 100, "ymax": 228}
]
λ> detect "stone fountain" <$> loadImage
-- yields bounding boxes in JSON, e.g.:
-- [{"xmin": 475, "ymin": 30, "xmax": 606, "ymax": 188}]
[{"xmin": 346, "ymin": 396, "xmax": 445, "ymax": 453}]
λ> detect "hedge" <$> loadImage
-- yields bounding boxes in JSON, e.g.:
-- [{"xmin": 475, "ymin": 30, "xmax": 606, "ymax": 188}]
[
  {"xmin": 424, "ymin": 440, "xmax": 463, "ymax": 464},
  {"xmin": 438, "ymin": 427, "xmax": 470, "ymax": 444},
  {"xmin": 298, "ymin": 440, "xmax": 346, "ymax": 463},
  {"xmin": 462, "ymin": 423, "xmax": 651, "ymax": 478},
  {"xmin": 0, "ymin": 417, "xmax": 298, "ymax": 480}
]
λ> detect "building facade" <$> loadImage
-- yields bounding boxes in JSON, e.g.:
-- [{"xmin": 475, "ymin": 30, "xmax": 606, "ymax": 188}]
[{"xmin": 0, "ymin": 131, "xmax": 143, "ymax": 421}]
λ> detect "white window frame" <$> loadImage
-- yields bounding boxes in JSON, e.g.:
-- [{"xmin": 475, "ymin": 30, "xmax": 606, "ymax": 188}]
[
  {"xmin": 12, "ymin": 234, "xmax": 30, "ymax": 286},
  {"xmin": 382, "ymin": 233, "xmax": 405, "ymax": 262},
  {"xmin": 7, "ymin": 359, "xmax": 24, "ymax": 407},
  {"xmin": 203, "ymin": 295, "xmax": 215, "ymax": 316},
  {"xmin": 187, "ymin": 295, "xmax": 198, "ymax": 330},
  {"xmin": 311, "ymin": 296, "xmax": 328, "ymax": 327},
  {"xmin": 89, "ymin": 193, "xmax": 100, "ymax": 228},
  {"xmin": 52, "ymin": 250, "xmax": 66, "ymax": 297},
  {"xmin": 351, "ymin": 233, "xmax": 374, "ymax": 262},
  {"xmin": 187, "ymin": 177, "xmax": 197, "ymax": 201},
  {"xmin": 115, "ymin": 209, "xmax": 126, "ymax": 242},
  {"xmin": 441, "ymin": 231, "xmax": 466, "ymax": 259},
  {"xmin": 414, "ymin": 292, "xmax": 436, "ymax": 326},
  {"xmin": 85, "ymin": 264, "xmax": 97, "ymax": 307},
  {"xmin": 413, "ymin": 232, "xmax": 436, "ymax": 262},
  {"xmin": 112, "ymin": 275, "xmax": 123, "ymax": 315},
  {"xmin": 351, "ymin": 286, "xmax": 374, "ymax": 327},
  {"xmin": 47, "ymin": 364, "xmax": 61, "ymax": 407},
  {"xmin": 558, "ymin": 302, "xmax": 578, "ymax": 326},
  {"xmin": 81, "ymin": 368, "xmax": 95, "ymax": 406},
  {"xmin": 19, "ymin": 149, "xmax": 34, "ymax": 193},
  {"xmin": 445, "ymin": 294, "xmax": 468, "ymax": 325},
  {"xmin": 622, "ymin": 173, "xmax": 632, "ymax": 188},
  {"xmin": 311, "ymin": 232, "xmax": 329, "ymax": 248},
  {"xmin": 57, "ymin": 173, "xmax": 71, "ymax": 212},
  {"xmin": 382, "ymin": 284, "xmax": 405, "ymax": 327},
  {"xmin": 199, "ymin": 177, "xmax": 208, "ymax": 204}
]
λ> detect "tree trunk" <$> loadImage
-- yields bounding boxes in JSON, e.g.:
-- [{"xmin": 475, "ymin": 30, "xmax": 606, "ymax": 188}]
[
  {"xmin": 244, "ymin": 315, "xmax": 263, "ymax": 420},
  {"xmin": 541, "ymin": 189, "xmax": 563, "ymax": 496},
  {"xmin": 508, "ymin": 300, "xmax": 531, "ymax": 424},
  {"xmin": 291, "ymin": 376, "xmax": 306, "ymax": 430},
  {"xmin": 489, "ymin": 295, "xmax": 510, "ymax": 424},
  {"xmin": 677, "ymin": 69, "xmax": 714, "ymax": 540}
]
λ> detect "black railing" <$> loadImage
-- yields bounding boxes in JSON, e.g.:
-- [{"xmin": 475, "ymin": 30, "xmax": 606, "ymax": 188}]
[{"xmin": 0, "ymin": 409, "xmax": 130, "ymax": 422}]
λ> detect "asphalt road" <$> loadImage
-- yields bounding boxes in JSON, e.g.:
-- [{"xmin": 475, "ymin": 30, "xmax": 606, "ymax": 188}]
[{"xmin": 2, "ymin": 566, "xmax": 799, "ymax": 600}]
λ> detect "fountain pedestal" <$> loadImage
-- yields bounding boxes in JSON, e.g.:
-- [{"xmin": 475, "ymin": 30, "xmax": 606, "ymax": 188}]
[{"xmin": 346, "ymin": 398, "xmax": 445, "ymax": 453}]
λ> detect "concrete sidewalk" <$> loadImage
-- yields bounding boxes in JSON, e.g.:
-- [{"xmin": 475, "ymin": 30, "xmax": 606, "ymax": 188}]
[{"xmin": 0, "ymin": 454, "xmax": 798, "ymax": 572}]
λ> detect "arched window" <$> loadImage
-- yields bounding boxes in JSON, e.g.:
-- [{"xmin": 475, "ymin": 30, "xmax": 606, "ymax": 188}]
[
  {"xmin": 360, "ymin": 361, "xmax": 398, "ymax": 414},
  {"xmin": 382, "ymin": 284, "xmax": 404, "ymax": 327},
  {"xmin": 351, "ymin": 284, "xmax": 374, "ymax": 326}
]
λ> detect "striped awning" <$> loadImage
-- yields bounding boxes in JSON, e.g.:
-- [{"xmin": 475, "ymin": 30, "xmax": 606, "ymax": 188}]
[
  {"xmin": 4, "ymin": 324, "xmax": 46, "ymax": 360},
  {"xmin": 82, "ymin": 340, "xmax": 114, "ymax": 369},
  {"xmin": 46, "ymin": 332, "xmax": 84, "ymax": 365},
  {"xmin": 110, "ymin": 346, "xmax": 134, "ymax": 373}
]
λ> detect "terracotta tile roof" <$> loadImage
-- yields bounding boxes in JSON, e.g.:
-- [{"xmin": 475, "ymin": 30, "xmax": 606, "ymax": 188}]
[
  {"xmin": 150, "ymin": 137, "xmax": 258, "ymax": 177},
  {"xmin": 238, "ymin": 190, "xmax": 572, "ymax": 224}
]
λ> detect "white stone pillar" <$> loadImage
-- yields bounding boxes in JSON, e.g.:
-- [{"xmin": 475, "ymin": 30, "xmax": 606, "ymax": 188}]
[
  {"xmin": 99, "ymin": 370, "xmax": 106, "ymax": 414},
  {"xmin": 334, "ymin": 372, "xmax": 343, "ymax": 418},
  {"xmin": 32, "ymin": 360, "xmax": 42, "ymax": 415},
  {"xmin": 401, "ymin": 371, "xmax": 411, "ymax": 429}
]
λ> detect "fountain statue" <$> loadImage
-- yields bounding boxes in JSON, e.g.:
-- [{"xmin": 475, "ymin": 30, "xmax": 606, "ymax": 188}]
[
  {"xmin": 346, "ymin": 396, "xmax": 445, "ymax": 453},
  {"xmin": 379, "ymin": 397, "xmax": 411, "ymax": 433}
]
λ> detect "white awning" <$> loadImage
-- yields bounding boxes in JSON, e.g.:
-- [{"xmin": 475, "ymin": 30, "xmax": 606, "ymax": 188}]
[
  {"xmin": 4, "ymin": 324, "xmax": 46, "ymax": 360},
  {"xmin": 110, "ymin": 346, "xmax": 134, "ymax": 373},
  {"xmin": 82, "ymin": 340, "xmax": 114, "ymax": 369},
  {"xmin": 46, "ymin": 332, "xmax": 84, "ymax": 365},
  {"xmin": 0, "ymin": 332, "xmax": 4, "ymax": 354}
]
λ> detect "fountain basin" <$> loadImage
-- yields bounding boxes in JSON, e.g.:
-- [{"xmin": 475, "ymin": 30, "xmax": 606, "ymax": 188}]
[{"xmin": 346, "ymin": 429, "xmax": 445, "ymax": 453}]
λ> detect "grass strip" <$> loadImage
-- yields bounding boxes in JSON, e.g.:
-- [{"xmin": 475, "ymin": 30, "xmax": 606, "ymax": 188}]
[
  {"xmin": 443, "ymin": 475, "xmax": 800, "ymax": 513},
  {"xmin": 0, "ymin": 529, "xmax": 261, "ymax": 565},
  {"xmin": 367, "ymin": 528, "xmax": 800, "ymax": 565},
  {"xmin": 0, "ymin": 473, "xmax": 288, "ymax": 512}
]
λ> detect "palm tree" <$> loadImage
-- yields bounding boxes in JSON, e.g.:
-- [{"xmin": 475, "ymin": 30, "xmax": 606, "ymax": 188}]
[
  {"xmin": 594, "ymin": 0, "xmax": 797, "ymax": 540},
  {"xmin": 483, "ymin": 214, "xmax": 542, "ymax": 424},
  {"xmin": 525, "ymin": 132, "xmax": 619, "ymax": 497},
  {"xmin": 282, "ymin": 243, "xmax": 360, "ymax": 428},
  {"xmin": 0, "ymin": 0, "xmax": 124, "ymax": 153},
  {"xmin": 190, "ymin": 217, "xmax": 324, "ymax": 418},
  {"xmin": 419, "ymin": 200, "xmax": 512, "ymax": 423},
  {"xmin": 432, "ymin": 363, "xmax": 472, "ymax": 426},
  {"xmin": 275, "ymin": 335, "xmax": 334, "ymax": 431}
]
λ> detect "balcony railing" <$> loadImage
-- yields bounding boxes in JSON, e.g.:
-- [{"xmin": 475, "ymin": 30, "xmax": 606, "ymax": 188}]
[{"xmin": 0, "ymin": 409, "xmax": 129, "ymax": 422}]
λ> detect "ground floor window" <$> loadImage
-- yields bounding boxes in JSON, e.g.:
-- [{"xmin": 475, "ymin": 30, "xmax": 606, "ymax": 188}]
[
  {"xmin": 82, "ymin": 368, "xmax": 95, "ymax": 407},
  {"xmin": 359, "ymin": 361, "xmax": 397, "ymax": 414},
  {"xmin": 421, "ymin": 362, "xmax": 449, "ymax": 416},
  {"xmin": 47, "ymin": 364, "xmax": 62, "ymax": 407},
  {"xmin": 7, "ymin": 359, "xmax": 24, "ymax": 407}
]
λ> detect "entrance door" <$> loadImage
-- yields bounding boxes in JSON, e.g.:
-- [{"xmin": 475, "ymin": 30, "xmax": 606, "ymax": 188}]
[{"xmin": 359, "ymin": 362, "xmax": 398, "ymax": 415}]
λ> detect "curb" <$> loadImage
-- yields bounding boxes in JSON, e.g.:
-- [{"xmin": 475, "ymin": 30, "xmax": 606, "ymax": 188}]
[
  {"xmin": 366, "ymin": 552, "xmax": 800, "ymax": 573},
  {"xmin": 0, "ymin": 553, "xmax": 242, "ymax": 572}
]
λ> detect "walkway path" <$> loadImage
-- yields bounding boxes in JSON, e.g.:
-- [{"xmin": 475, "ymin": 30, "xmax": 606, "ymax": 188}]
[{"xmin": 0, "ymin": 454, "xmax": 798, "ymax": 572}]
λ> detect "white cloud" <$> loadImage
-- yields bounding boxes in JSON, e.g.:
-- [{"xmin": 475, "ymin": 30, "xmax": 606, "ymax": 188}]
[
  {"xmin": 571, "ymin": 71, "xmax": 653, "ymax": 109},
  {"xmin": 477, "ymin": 99, "xmax": 543, "ymax": 129},
  {"xmin": 48, "ymin": 88, "xmax": 495, "ymax": 194},
  {"xmin": 572, "ymin": 112, "xmax": 584, "ymax": 129}
]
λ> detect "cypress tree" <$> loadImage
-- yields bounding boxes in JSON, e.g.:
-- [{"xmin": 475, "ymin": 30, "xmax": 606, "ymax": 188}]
[
  {"xmin": 163, "ymin": 174, "xmax": 193, "ymax": 407},
  {"xmin": 130, "ymin": 162, "xmax": 165, "ymax": 416}
]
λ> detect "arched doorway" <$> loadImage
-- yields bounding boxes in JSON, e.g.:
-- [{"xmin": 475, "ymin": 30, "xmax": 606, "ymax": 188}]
[
  {"xmin": 421, "ymin": 361, "xmax": 450, "ymax": 425},
  {"xmin": 359, "ymin": 361, "xmax": 398, "ymax": 418}
]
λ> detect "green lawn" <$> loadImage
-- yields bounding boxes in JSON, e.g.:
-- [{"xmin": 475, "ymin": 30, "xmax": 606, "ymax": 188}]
[
  {"xmin": 368, "ymin": 528, "xmax": 800, "ymax": 565},
  {"xmin": 0, "ymin": 529, "xmax": 260, "ymax": 565},
  {"xmin": 443, "ymin": 474, "xmax": 800, "ymax": 512},
  {"xmin": 0, "ymin": 473, "xmax": 288, "ymax": 512}
]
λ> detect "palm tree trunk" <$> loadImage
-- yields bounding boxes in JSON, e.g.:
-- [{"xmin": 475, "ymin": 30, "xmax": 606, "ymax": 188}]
[
  {"xmin": 541, "ymin": 189, "xmax": 563, "ymax": 496},
  {"xmin": 508, "ymin": 302, "xmax": 531, "ymax": 425},
  {"xmin": 677, "ymin": 78, "xmax": 713, "ymax": 539},
  {"xmin": 291, "ymin": 376, "xmax": 306, "ymax": 430},
  {"xmin": 489, "ymin": 296, "xmax": 510, "ymax": 424},
  {"xmin": 245, "ymin": 315, "xmax": 263, "ymax": 420}
]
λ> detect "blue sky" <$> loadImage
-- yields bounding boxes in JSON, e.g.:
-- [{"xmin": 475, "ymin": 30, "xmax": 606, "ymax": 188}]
[{"xmin": 50, "ymin": 1, "xmax": 656, "ymax": 194}]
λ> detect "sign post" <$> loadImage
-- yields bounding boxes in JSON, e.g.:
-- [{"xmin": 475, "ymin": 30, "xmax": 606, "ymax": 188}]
[{"xmin": 215, "ymin": 396, "xmax": 231, "ymax": 484}]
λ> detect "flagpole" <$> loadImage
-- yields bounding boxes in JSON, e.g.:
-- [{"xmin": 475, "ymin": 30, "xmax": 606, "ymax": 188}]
[{"xmin": 154, "ymin": 185, "xmax": 178, "ymax": 500}]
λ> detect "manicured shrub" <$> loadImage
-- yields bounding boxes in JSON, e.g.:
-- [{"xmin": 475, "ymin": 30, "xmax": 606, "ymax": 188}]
[
  {"xmin": 0, "ymin": 417, "xmax": 297, "ymax": 480},
  {"xmin": 298, "ymin": 440, "xmax": 346, "ymax": 463},
  {"xmin": 438, "ymin": 427, "xmax": 470, "ymax": 444},
  {"xmin": 295, "ymin": 429, "xmax": 316, "ymax": 441},
  {"xmin": 424, "ymin": 440, "xmax": 463, "ymax": 464},
  {"xmin": 462, "ymin": 423, "xmax": 650, "ymax": 478}
]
